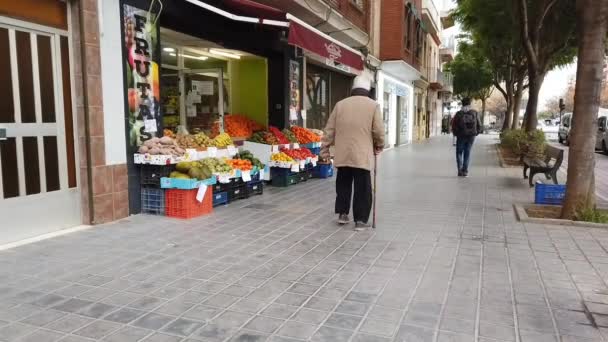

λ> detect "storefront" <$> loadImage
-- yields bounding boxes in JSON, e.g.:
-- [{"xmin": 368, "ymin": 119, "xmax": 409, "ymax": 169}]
[
  {"xmin": 0, "ymin": 0, "xmax": 80, "ymax": 244},
  {"xmin": 377, "ymin": 72, "xmax": 414, "ymax": 147}
]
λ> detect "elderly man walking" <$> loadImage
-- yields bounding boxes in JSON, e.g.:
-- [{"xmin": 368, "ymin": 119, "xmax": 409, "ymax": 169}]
[{"xmin": 320, "ymin": 75, "xmax": 385, "ymax": 231}]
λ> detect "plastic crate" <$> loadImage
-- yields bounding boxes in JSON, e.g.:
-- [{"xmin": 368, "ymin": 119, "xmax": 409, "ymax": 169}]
[
  {"xmin": 165, "ymin": 188, "xmax": 212, "ymax": 219},
  {"xmin": 297, "ymin": 171, "xmax": 308, "ymax": 182},
  {"xmin": 160, "ymin": 177, "xmax": 216, "ymax": 190},
  {"xmin": 228, "ymin": 183, "xmax": 249, "ymax": 202},
  {"xmin": 271, "ymin": 167, "xmax": 296, "ymax": 178},
  {"xmin": 534, "ymin": 183, "xmax": 566, "ymax": 205},
  {"xmin": 312, "ymin": 163, "xmax": 334, "ymax": 179},
  {"xmin": 212, "ymin": 182, "xmax": 231, "ymax": 194},
  {"xmin": 141, "ymin": 188, "xmax": 165, "ymax": 215},
  {"xmin": 247, "ymin": 181, "xmax": 264, "ymax": 196},
  {"xmin": 271, "ymin": 173, "xmax": 300, "ymax": 187},
  {"xmin": 213, "ymin": 191, "xmax": 229, "ymax": 207},
  {"xmin": 140, "ymin": 165, "xmax": 174, "ymax": 187},
  {"xmin": 309, "ymin": 147, "xmax": 321, "ymax": 156}
]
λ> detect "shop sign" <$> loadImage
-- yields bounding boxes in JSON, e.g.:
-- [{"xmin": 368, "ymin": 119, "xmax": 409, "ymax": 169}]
[
  {"xmin": 289, "ymin": 61, "xmax": 300, "ymax": 122},
  {"xmin": 122, "ymin": 5, "xmax": 161, "ymax": 151},
  {"xmin": 288, "ymin": 21, "xmax": 363, "ymax": 71},
  {"xmin": 325, "ymin": 59, "xmax": 351, "ymax": 74}
]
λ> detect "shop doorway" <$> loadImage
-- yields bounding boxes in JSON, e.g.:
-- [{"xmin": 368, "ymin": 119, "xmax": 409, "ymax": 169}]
[
  {"xmin": 397, "ymin": 96, "xmax": 410, "ymax": 145},
  {"xmin": 0, "ymin": 19, "xmax": 79, "ymax": 244},
  {"xmin": 160, "ymin": 28, "xmax": 268, "ymax": 136}
]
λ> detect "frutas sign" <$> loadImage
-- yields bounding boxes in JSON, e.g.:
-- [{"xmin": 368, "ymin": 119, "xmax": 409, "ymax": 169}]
[{"xmin": 122, "ymin": 5, "xmax": 161, "ymax": 151}]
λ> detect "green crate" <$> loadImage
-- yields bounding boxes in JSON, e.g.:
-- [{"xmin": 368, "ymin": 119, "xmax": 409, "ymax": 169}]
[{"xmin": 271, "ymin": 173, "xmax": 300, "ymax": 187}]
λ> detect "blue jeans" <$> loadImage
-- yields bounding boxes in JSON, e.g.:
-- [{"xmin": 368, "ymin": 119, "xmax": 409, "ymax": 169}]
[{"xmin": 456, "ymin": 136, "xmax": 475, "ymax": 172}]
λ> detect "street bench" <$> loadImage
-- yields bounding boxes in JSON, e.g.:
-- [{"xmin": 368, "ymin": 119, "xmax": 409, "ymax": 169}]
[{"xmin": 523, "ymin": 145, "xmax": 564, "ymax": 187}]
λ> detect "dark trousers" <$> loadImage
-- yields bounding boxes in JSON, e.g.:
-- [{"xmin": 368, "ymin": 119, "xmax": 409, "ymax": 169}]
[
  {"xmin": 456, "ymin": 136, "xmax": 475, "ymax": 172},
  {"xmin": 335, "ymin": 167, "xmax": 372, "ymax": 223}
]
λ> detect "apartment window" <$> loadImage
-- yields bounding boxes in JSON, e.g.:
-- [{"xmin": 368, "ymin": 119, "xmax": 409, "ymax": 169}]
[
  {"xmin": 416, "ymin": 22, "xmax": 423, "ymax": 59},
  {"xmin": 404, "ymin": 5, "xmax": 412, "ymax": 50},
  {"xmin": 350, "ymin": 0, "xmax": 365, "ymax": 11}
]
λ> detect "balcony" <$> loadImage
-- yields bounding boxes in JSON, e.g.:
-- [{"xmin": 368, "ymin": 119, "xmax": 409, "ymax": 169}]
[
  {"xmin": 430, "ymin": 69, "xmax": 453, "ymax": 93},
  {"xmin": 421, "ymin": 0, "xmax": 441, "ymax": 35},
  {"xmin": 441, "ymin": 9, "xmax": 455, "ymax": 29}
]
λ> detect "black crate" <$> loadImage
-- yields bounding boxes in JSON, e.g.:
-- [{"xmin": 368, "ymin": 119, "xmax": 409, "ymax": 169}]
[
  {"xmin": 271, "ymin": 173, "xmax": 299, "ymax": 187},
  {"xmin": 247, "ymin": 181, "xmax": 264, "ymax": 196},
  {"xmin": 212, "ymin": 181, "xmax": 231, "ymax": 193},
  {"xmin": 140, "ymin": 165, "xmax": 174, "ymax": 188},
  {"xmin": 297, "ymin": 171, "xmax": 308, "ymax": 183},
  {"xmin": 141, "ymin": 188, "xmax": 165, "ymax": 215},
  {"xmin": 228, "ymin": 183, "xmax": 249, "ymax": 202},
  {"xmin": 213, "ymin": 191, "xmax": 229, "ymax": 207}
]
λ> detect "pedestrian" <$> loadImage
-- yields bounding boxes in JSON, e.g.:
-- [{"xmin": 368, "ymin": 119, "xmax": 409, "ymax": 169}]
[
  {"xmin": 452, "ymin": 97, "xmax": 482, "ymax": 177},
  {"xmin": 320, "ymin": 75, "xmax": 385, "ymax": 231}
]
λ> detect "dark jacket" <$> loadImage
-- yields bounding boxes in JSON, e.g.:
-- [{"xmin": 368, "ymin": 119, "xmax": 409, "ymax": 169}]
[{"xmin": 452, "ymin": 109, "xmax": 482, "ymax": 137}]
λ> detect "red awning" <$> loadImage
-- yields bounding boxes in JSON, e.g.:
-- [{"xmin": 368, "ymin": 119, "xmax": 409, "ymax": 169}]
[
  {"xmin": 288, "ymin": 19, "xmax": 364, "ymax": 72},
  {"xmin": 220, "ymin": 0, "xmax": 287, "ymax": 22}
]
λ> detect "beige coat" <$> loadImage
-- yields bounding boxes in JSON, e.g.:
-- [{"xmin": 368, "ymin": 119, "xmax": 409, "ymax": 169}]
[{"xmin": 321, "ymin": 95, "xmax": 385, "ymax": 171}]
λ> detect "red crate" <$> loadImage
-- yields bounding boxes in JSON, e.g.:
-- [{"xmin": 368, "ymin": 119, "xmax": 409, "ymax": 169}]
[{"xmin": 165, "ymin": 187, "xmax": 212, "ymax": 219}]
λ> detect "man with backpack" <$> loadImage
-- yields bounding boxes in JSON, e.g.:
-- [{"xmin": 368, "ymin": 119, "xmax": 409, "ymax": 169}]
[{"xmin": 451, "ymin": 98, "xmax": 482, "ymax": 177}]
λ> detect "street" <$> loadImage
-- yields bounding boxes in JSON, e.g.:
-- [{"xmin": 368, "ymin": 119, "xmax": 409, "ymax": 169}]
[
  {"xmin": 1, "ymin": 136, "xmax": 608, "ymax": 342},
  {"xmin": 550, "ymin": 142, "xmax": 608, "ymax": 203}
]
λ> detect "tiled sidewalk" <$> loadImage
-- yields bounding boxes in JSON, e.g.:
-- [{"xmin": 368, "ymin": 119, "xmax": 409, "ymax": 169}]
[{"xmin": 1, "ymin": 136, "xmax": 608, "ymax": 341}]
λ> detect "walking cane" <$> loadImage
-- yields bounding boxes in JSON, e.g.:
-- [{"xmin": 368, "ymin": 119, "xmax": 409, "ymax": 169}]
[{"xmin": 372, "ymin": 153, "xmax": 377, "ymax": 229}]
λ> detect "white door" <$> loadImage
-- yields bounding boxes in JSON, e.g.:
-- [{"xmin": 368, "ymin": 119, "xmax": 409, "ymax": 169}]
[{"xmin": 0, "ymin": 18, "xmax": 80, "ymax": 245}]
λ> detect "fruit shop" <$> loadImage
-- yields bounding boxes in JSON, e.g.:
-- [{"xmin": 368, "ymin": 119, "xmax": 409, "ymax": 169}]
[{"xmin": 120, "ymin": 0, "xmax": 364, "ymax": 216}]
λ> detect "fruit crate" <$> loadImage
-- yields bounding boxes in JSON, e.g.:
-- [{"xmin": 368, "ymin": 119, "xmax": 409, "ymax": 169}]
[
  {"xmin": 247, "ymin": 181, "xmax": 264, "ymax": 196},
  {"xmin": 228, "ymin": 183, "xmax": 249, "ymax": 202},
  {"xmin": 297, "ymin": 171, "xmax": 308, "ymax": 183},
  {"xmin": 312, "ymin": 163, "xmax": 334, "ymax": 179},
  {"xmin": 212, "ymin": 182, "xmax": 232, "ymax": 194},
  {"xmin": 271, "ymin": 167, "xmax": 297, "ymax": 178},
  {"xmin": 271, "ymin": 173, "xmax": 300, "ymax": 187},
  {"xmin": 534, "ymin": 183, "xmax": 566, "ymax": 205},
  {"xmin": 141, "ymin": 188, "xmax": 165, "ymax": 215},
  {"xmin": 140, "ymin": 165, "xmax": 174, "ymax": 188},
  {"xmin": 160, "ymin": 177, "xmax": 216, "ymax": 190},
  {"xmin": 213, "ymin": 191, "xmax": 229, "ymax": 207},
  {"xmin": 165, "ymin": 187, "xmax": 212, "ymax": 219}
]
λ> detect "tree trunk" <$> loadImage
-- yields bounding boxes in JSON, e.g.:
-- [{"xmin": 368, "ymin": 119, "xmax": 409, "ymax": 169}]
[
  {"xmin": 502, "ymin": 84, "xmax": 514, "ymax": 131},
  {"xmin": 524, "ymin": 72, "xmax": 545, "ymax": 132},
  {"xmin": 561, "ymin": 0, "xmax": 608, "ymax": 219},
  {"xmin": 481, "ymin": 98, "xmax": 486, "ymax": 132},
  {"xmin": 512, "ymin": 78, "xmax": 525, "ymax": 130}
]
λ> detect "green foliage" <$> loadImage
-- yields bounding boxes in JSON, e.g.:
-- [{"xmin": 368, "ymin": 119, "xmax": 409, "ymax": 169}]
[
  {"xmin": 575, "ymin": 207, "xmax": 608, "ymax": 224},
  {"xmin": 447, "ymin": 41, "xmax": 493, "ymax": 100},
  {"xmin": 500, "ymin": 129, "xmax": 546, "ymax": 159}
]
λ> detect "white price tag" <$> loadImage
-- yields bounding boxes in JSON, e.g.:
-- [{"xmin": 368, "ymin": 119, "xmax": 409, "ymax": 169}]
[
  {"xmin": 291, "ymin": 163, "xmax": 300, "ymax": 172},
  {"xmin": 227, "ymin": 145, "xmax": 237, "ymax": 156},
  {"xmin": 283, "ymin": 144, "xmax": 291, "ymax": 150},
  {"xmin": 312, "ymin": 159, "xmax": 317, "ymax": 167},
  {"xmin": 259, "ymin": 169, "xmax": 265, "ymax": 180},
  {"xmin": 196, "ymin": 184, "xmax": 207, "ymax": 203},
  {"xmin": 207, "ymin": 147, "xmax": 217, "ymax": 157},
  {"xmin": 271, "ymin": 145, "xmax": 279, "ymax": 153},
  {"xmin": 293, "ymin": 143, "xmax": 300, "ymax": 149},
  {"xmin": 242, "ymin": 170, "xmax": 251, "ymax": 182},
  {"xmin": 219, "ymin": 174, "xmax": 230, "ymax": 184},
  {"xmin": 299, "ymin": 160, "xmax": 306, "ymax": 169},
  {"xmin": 144, "ymin": 119, "xmax": 157, "ymax": 133}
]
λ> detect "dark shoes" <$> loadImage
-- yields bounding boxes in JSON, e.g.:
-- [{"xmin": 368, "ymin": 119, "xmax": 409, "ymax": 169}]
[
  {"xmin": 338, "ymin": 214, "xmax": 350, "ymax": 225},
  {"xmin": 458, "ymin": 170, "xmax": 469, "ymax": 177}
]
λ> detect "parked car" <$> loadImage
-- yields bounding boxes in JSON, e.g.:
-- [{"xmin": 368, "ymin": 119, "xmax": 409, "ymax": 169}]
[
  {"xmin": 558, "ymin": 113, "xmax": 573, "ymax": 145},
  {"xmin": 537, "ymin": 120, "xmax": 559, "ymax": 141},
  {"xmin": 597, "ymin": 116, "xmax": 608, "ymax": 154}
]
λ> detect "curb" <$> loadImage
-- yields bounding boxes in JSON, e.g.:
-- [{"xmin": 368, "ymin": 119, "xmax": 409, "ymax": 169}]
[{"xmin": 514, "ymin": 203, "xmax": 608, "ymax": 228}]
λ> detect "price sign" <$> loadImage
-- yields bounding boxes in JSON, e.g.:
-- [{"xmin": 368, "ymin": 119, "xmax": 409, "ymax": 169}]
[
  {"xmin": 271, "ymin": 145, "xmax": 279, "ymax": 153},
  {"xmin": 219, "ymin": 174, "xmax": 230, "ymax": 183},
  {"xmin": 299, "ymin": 160, "xmax": 306, "ymax": 169},
  {"xmin": 259, "ymin": 169, "xmax": 265, "ymax": 180},
  {"xmin": 207, "ymin": 147, "xmax": 217, "ymax": 157},
  {"xmin": 293, "ymin": 143, "xmax": 300, "ymax": 149},
  {"xmin": 196, "ymin": 184, "xmax": 207, "ymax": 203},
  {"xmin": 312, "ymin": 159, "xmax": 317, "ymax": 167},
  {"xmin": 291, "ymin": 163, "xmax": 300, "ymax": 172},
  {"xmin": 242, "ymin": 170, "xmax": 251, "ymax": 182},
  {"xmin": 144, "ymin": 119, "xmax": 157, "ymax": 133},
  {"xmin": 283, "ymin": 144, "xmax": 291, "ymax": 150}
]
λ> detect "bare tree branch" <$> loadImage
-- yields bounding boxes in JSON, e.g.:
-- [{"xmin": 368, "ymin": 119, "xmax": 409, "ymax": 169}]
[
  {"xmin": 518, "ymin": 0, "xmax": 539, "ymax": 69},
  {"xmin": 537, "ymin": 0, "xmax": 558, "ymax": 35}
]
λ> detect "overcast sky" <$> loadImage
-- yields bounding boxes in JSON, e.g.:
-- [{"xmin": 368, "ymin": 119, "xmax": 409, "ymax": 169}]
[{"xmin": 538, "ymin": 63, "xmax": 577, "ymax": 111}]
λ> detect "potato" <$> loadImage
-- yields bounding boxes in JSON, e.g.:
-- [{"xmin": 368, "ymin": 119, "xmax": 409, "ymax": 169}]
[
  {"xmin": 149, "ymin": 147, "xmax": 161, "ymax": 155},
  {"xmin": 160, "ymin": 148, "xmax": 173, "ymax": 155},
  {"xmin": 160, "ymin": 136, "xmax": 174, "ymax": 145},
  {"xmin": 138, "ymin": 145, "xmax": 149, "ymax": 154}
]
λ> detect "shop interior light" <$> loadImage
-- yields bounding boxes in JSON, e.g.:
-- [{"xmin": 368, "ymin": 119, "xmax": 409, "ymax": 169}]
[
  {"xmin": 163, "ymin": 47, "xmax": 176, "ymax": 52},
  {"xmin": 169, "ymin": 52, "xmax": 208, "ymax": 60},
  {"xmin": 209, "ymin": 49, "xmax": 241, "ymax": 59}
]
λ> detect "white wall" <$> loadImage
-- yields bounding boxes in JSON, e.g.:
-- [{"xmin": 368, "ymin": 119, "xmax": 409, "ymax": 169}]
[{"xmin": 99, "ymin": 0, "xmax": 127, "ymax": 165}]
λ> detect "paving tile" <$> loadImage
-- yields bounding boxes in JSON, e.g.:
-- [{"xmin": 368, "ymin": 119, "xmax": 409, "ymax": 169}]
[
  {"xmin": 324, "ymin": 312, "xmax": 362, "ymax": 330},
  {"xmin": 141, "ymin": 332, "xmax": 182, "ymax": 342},
  {"xmin": 132, "ymin": 313, "xmax": 175, "ymax": 330},
  {"xmin": 231, "ymin": 298, "xmax": 267, "ymax": 314},
  {"xmin": 192, "ymin": 323, "xmax": 237, "ymax": 342},
  {"xmin": 20, "ymin": 309, "xmax": 67, "ymax": 327},
  {"xmin": 360, "ymin": 318, "xmax": 398, "ymax": 337},
  {"xmin": 162, "ymin": 317, "xmax": 203, "ymax": 336},
  {"xmin": 292, "ymin": 308, "xmax": 328, "ymax": 325},
  {"xmin": 262, "ymin": 304, "xmax": 299, "ymax": 319},
  {"xmin": 74, "ymin": 320, "xmax": 122, "ymax": 339},
  {"xmin": 0, "ymin": 323, "xmax": 38, "ymax": 340},
  {"xmin": 78, "ymin": 302, "xmax": 118, "ymax": 318},
  {"xmin": 214, "ymin": 310, "xmax": 252, "ymax": 329},
  {"xmin": 45, "ymin": 314, "xmax": 95, "ymax": 333},
  {"xmin": 102, "ymin": 326, "xmax": 151, "ymax": 342},
  {"xmin": 183, "ymin": 305, "xmax": 221, "ymax": 321},
  {"xmin": 311, "ymin": 326, "xmax": 353, "ymax": 342},
  {"xmin": 276, "ymin": 320, "xmax": 317, "ymax": 339},
  {"xmin": 20, "ymin": 329, "xmax": 65, "ymax": 342},
  {"xmin": 103, "ymin": 307, "xmax": 146, "ymax": 324},
  {"xmin": 229, "ymin": 330, "xmax": 269, "ymax": 342},
  {"xmin": 244, "ymin": 315, "xmax": 284, "ymax": 333}
]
